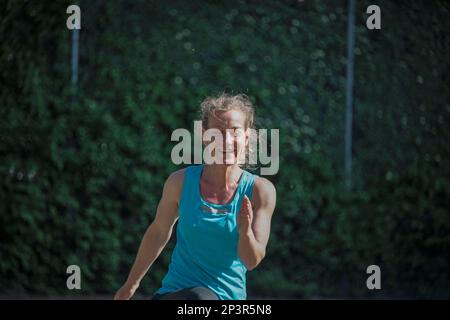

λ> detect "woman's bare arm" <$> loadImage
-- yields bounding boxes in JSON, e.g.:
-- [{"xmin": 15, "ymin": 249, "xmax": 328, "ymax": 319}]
[
  {"xmin": 114, "ymin": 169, "xmax": 184, "ymax": 300},
  {"xmin": 238, "ymin": 177, "xmax": 276, "ymax": 271}
]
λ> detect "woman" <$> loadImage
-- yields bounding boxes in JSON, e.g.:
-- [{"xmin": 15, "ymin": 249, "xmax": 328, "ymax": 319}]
[{"xmin": 114, "ymin": 93, "xmax": 276, "ymax": 300}]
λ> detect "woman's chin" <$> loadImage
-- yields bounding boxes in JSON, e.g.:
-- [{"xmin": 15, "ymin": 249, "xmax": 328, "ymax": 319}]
[{"xmin": 221, "ymin": 153, "xmax": 237, "ymax": 165}]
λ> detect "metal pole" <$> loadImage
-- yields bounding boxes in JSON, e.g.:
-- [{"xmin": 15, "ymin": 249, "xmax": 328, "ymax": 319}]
[
  {"xmin": 345, "ymin": 0, "xmax": 356, "ymax": 190},
  {"xmin": 71, "ymin": 29, "xmax": 79, "ymax": 86}
]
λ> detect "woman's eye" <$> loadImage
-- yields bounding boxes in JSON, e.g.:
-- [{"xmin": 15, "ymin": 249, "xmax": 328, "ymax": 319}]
[{"xmin": 220, "ymin": 129, "xmax": 244, "ymax": 137}]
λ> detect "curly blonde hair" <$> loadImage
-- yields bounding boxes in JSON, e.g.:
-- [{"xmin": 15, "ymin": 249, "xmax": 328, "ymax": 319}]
[{"xmin": 199, "ymin": 93, "xmax": 258, "ymax": 170}]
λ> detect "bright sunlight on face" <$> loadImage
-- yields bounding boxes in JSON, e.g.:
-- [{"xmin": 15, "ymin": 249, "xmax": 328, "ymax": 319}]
[{"xmin": 204, "ymin": 109, "xmax": 249, "ymax": 165}]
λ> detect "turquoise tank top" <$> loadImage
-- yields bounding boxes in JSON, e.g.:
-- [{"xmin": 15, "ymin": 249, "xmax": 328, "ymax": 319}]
[{"xmin": 155, "ymin": 164, "xmax": 256, "ymax": 300}]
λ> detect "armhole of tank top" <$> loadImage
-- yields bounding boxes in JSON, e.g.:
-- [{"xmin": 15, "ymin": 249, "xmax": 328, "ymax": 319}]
[{"xmin": 245, "ymin": 172, "xmax": 257, "ymax": 201}]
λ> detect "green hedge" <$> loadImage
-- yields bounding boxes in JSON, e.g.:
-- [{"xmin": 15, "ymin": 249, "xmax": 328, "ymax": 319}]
[{"xmin": 1, "ymin": 0, "xmax": 449, "ymax": 298}]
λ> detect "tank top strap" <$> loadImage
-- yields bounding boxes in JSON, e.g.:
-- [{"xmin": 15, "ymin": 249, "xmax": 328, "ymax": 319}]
[
  {"xmin": 179, "ymin": 165, "xmax": 201, "ymax": 214},
  {"xmin": 241, "ymin": 170, "xmax": 256, "ymax": 200},
  {"xmin": 232, "ymin": 169, "xmax": 256, "ymax": 212}
]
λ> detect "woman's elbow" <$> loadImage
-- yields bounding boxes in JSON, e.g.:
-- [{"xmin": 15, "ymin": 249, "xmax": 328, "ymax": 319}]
[{"xmin": 244, "ymin": 250, "xmax": 266, "ymax": 271}]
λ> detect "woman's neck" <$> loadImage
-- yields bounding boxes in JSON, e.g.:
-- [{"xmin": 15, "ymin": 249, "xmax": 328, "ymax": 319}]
[{"xmin": 202, "ymin": 164, "xmax": 243, "ymax": 190}]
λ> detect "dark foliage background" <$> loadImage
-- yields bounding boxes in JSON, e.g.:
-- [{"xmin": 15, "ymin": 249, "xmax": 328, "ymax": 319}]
[{"xmin": 1, "ymin": 0, "xmax": 449, "ymax": 298}]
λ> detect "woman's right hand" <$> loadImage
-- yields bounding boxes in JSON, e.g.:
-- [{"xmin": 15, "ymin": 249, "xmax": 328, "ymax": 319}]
[{"xmin": 114, "ymin": 282, "xmax": 139, "ymax": 300}]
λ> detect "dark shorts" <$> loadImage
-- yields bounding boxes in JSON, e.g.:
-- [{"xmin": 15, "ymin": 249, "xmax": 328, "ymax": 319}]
[{"xmin": 151, "ymin": 287, "xmax": 219, "ymax": 300}]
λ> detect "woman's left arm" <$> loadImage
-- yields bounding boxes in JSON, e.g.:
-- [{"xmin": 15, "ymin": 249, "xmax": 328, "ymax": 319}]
[{"xmin": 238, "ymin": 177, "xmax": 277, "ymax": 270}]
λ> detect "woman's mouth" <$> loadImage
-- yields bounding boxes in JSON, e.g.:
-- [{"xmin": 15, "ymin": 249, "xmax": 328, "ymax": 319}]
[
  {"xmin": 217, "ymin": 148, "xmax": 235, "ymax": 153},
  {"xmin": 222, "ymin": 150, "xmax": 236, "ymax": 154}
]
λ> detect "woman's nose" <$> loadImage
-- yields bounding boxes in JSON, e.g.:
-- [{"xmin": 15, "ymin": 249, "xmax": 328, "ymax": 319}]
[{"xmin": 223, "ymin": 130, "xmax": 235, "ymax": 147}]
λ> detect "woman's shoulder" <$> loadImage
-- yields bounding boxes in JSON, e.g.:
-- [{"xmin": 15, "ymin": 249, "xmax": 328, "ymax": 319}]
[
  {"xmin": 251, "ymin": 175, "xmax": 276, "ymax": 200},
  {"xmin": 165, "ymin": 167, "xmax": 187, "ymax": 188},
  {"xmin": 248, "ymin": 175, "xmax": 276, "ymax": 213},
  {"xmin": 167, "ymin": 165, "xmax": 207, "ymax": 204},
  {"xmin": 162, "ymin": 167, "xmax": 191, "ymax": 203},
  {"xmin": 165, "ymin": 165, "xmax": 200, "ymax": 192}
]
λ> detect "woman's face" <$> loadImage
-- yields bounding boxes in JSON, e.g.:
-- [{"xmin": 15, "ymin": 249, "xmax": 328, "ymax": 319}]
[{"xmin": 203, "ymin": 109, "xmax": 249, "ymax": 165}]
